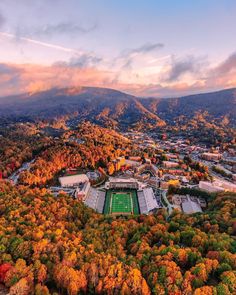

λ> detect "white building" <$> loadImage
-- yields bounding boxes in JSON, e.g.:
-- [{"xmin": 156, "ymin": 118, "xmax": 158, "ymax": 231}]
[
  {"xmin": 172, "ymin": 194, "xmax": 206, "ymax": 209},
  {"xmin": 135, "ymin": 163, "xmax": 159, "ymax": 176},
  {"xmin": 75, "ymin": 181, "xmax": 91, "ymax": 200},
  {"xmin": 182, "ymin": 199, "xmax": 202, "ymax": 214},
  {"xmin": 59, "ymin": 174, "xmax": 89, "ymax": 187},
  {"xmin": 57, "ymin": 174, "xmax": 91, "ymax": 200},
  {"xmin": 202, "ymin": 152, "xmax": 222, "ymax": 161},
  {"xmin": 199, "ymin": 180, "xmax": 236, "ymax": 193},
  {"xmin": 105, "ymin": 177, "xmax": 140, "ymax": 190},
  {"xmin": 125, "ymin": 159, "xmax": 141, "ymax": 168},
  {"xmin": 162, "ymin": 161, "xmax": 179, "ymax": 168}
]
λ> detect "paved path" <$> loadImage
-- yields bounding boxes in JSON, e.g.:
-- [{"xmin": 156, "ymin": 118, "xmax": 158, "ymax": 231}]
[{"xmin": 8, "ymin": 158, "xmax": 35, "ymax": 185}]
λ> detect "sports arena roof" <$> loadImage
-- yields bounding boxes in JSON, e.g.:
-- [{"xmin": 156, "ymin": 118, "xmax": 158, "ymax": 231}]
[
  {"xmin": 59, "ymin": 174, "xmax": 89, "ymax": 187},
  {"xmin": 138, "ymin": 188, "xmax": 158, "ymax": 214},
  {"xmin": 182, "ymin": 200, "xmax": 202, "ymax": 214}
]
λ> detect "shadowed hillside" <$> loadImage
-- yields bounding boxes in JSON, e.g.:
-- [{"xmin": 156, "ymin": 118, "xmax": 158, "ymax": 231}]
[{"xmin": 0, "ymin": 87, "xmax": 235, "ymax": 128}]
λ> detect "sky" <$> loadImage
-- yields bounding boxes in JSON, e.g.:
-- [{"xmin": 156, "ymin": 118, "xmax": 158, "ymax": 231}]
[{"xmin": 0, "ymin": 0, "xmax": 236, "ymax": 97}]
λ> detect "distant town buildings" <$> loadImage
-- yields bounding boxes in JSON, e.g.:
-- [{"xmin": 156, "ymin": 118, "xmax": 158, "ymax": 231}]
[
  {"xmin": 162, "ymin": 161, "xmax": 179, "ymax": 168},
  {"xmin": 47, "ymin": 130, "xmax": 235, "ymax": 217},
  {"xmin": 201, "ymin": 152, "xmax": 222, "ymax": 161},
  {"xmin": 135, "ymin": 163, "xmax": 159, "ymax": 176},
  {"xmin": 165, "ymin": 153, "xmax": 178, "ymax": 160},
  {"xmin": 199, "ymin": 180, "xmax": 236, "ymax": 193}
]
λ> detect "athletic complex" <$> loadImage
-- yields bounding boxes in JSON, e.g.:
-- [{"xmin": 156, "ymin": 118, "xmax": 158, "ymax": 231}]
[
  {"xmin": 103, "ymin": 189, "xmax": 140, "ymax": 215},
  {"xmin": 83, "ymin": 177, "xmax": 160, "ymax": 215},
  {"xmin": 54, "ymin": 173, "xmax": 161, "ymax": 215}
]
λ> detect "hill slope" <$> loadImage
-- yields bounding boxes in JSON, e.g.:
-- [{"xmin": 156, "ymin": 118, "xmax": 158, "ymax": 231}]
[
  {"xmin": 142, "ymin": 88, "xmax": 236, "ymax": 126},
  {"xmin": 0, "ymin": 87, "xmax": 165, "ymax": 129},
  {"xmin": 0, "ymin": 86, "xmax": 235, "ymax": 128}
]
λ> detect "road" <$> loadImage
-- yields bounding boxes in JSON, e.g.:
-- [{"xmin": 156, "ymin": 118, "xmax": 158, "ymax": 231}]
[
  {"xmin": 8, "ymin": 159, "xmax": 35, "ymax": 185},
  {"xmin": 190, "ymin": 154, "xmax": 227, "ymax": 181}
]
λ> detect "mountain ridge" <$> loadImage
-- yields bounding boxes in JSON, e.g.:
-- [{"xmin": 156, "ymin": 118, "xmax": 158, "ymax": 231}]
[{"xmin": 0, "ymin": 86, "xmax": 235, "ymax": 128}]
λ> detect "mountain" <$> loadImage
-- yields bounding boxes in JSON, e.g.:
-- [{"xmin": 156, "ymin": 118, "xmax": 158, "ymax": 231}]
[
  {"xmin": 142, "ymin": 88, "xmax": 236, "ymax": 126},
  {"xmin": 0, "ymin": 86, "xmax": 235, "ymax": 128},
  {"xmin": 0, "ymin": 87, "xmax": 166, "ymax": 129}
]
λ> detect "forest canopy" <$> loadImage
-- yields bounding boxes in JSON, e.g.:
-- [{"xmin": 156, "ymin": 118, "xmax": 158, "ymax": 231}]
[{"xmin": 0, "ymin": 181, "xmax": 235, "ymax": 294}]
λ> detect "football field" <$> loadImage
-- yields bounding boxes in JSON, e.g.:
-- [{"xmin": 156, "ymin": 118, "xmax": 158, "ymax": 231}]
[
  {"xmin": 103, "ymin": 189, "xmax": 140, "ymax": 215},
  {"xmin": 110, "ymin": 192, "xmax": 133, "ymax": 214}
]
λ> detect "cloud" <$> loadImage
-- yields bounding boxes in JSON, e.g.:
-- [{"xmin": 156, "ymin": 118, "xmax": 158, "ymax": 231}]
[
  {"xmin": 201, "ymin": 52, "xmax": 236, "ymax": 91},
  {"xmin": 121, "ymin": 58, "xmax": 133, "ymax": 70},
  {"xmin": 0, "ymin": 63, "xmax": 23, "ymax": 94},
  {"xmin": 0, "ymin": 62, "xmax": 113, "ymax": 96},
  {"xmin": 53, "ymin": 53, "xmax": 103, "ymax": 69},
  {"xmin": 128, "ymin": 42, "xmax": 164, "ymax": 55},
  {"xmin": 0, "ymin": 63, "xmax": 20, "ymax": 75},
  {"xmin": 16, "ymin": 22, "xmax": 97, "ymax": 38},
  {"xmin": 0, "ymin": 61, "xmax": 210, "ymax": 98},
  {"xmin": 126, "ymin": 81, "xmax": 209, "ymax": 98},
  {"xmin": 165, "ymin": 55, "xmax": 206, "ymax": 82},
  {"xmin": 0, "ymin": 31, "xmax": 82, "ymax": 54},
  {"xmin": 214, "ymin": 52, "xmax": 236, "ymax": 74},
  {"xmin": 0, "ymin": 11, "xmax": 5, "ymax": 28},
  {"xmin": 0, "ymin": 51, "xmax": 236, "ymax": 98},
  {"xmin": 118, "ymin": 42, "xmax": 164, "ymax": 70}
]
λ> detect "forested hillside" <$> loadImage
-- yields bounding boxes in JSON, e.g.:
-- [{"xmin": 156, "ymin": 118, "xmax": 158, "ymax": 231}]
[
  {"xmin": 0, "ymin": 87, "xmax": 235, "ymax": 129},
  {"xmin": 0, "ymin": 182, "xmax": 235, "ymax": 294}
]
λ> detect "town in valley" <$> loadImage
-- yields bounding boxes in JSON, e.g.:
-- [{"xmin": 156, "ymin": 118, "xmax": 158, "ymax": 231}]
[{"xmin": 5, "ymin": 121, "xmax": 236, "ymax": 217}]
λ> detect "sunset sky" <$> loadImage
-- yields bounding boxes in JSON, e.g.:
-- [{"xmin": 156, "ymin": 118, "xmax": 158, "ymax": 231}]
[{"xmin": 0, "ymin": 0, "xmax": 236, "ymax": 97}]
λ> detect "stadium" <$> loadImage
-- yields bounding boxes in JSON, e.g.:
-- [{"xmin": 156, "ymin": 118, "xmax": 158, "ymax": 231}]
[
  {"xmin": 84, "ymin": 177, "xmax": 160, "ymax": 215},
  {"xmin": 103, "ymin": 178, "xmax": 140, "ymax": 215},
  {"xmin": 103, "ymin": 189, "xmax": 140, "ymax": 215}
]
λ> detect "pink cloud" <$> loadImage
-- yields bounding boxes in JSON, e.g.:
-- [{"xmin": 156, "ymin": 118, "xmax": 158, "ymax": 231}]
[{"xmin": 0, "ymin": 54, "xmax": 236, "ymax": 98}]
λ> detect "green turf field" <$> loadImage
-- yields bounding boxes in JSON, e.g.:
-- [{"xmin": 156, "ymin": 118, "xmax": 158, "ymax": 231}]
[
  {"xmin": 103, "ymin": 189, "xmax": 140, "ymax": 215},
  {"xmin": 110, "ymin": 192, "xmax": 133, "ymax": 214}
]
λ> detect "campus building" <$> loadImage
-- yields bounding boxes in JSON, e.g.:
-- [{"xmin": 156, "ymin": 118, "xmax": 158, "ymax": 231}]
[
  {"xmin": 182, "ymin": 199, "xmax": 202, "ymax": 214},
  {"xmin": 201, "ymin": 152, "xmax": 222, "ymax": 161},
  {"xmin": 199, "ymin": 180, "xmax": 236, "ymax": 193},
  {"xmin": 59, "ymin": 174, "xmax": 89, "ymax": 187},
  {"xmin": 105, "ymin": 177, "xmax": 140, "ymax": 190},
  {"xmin": 56, "ymin": 174, "xmax": 91, "ymax": 200},
  {"xmin": 162, "ymin": 161, "xmax": 179, "ymax": 168}
]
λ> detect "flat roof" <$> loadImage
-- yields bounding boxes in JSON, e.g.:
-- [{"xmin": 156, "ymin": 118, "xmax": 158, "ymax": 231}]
[{"xmin": 59, "ymin": 174, "xmax": 89, "ymax": 186}]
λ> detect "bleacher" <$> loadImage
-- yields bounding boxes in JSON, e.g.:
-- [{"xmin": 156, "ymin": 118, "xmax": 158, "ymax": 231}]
[
  {"xmin": 84, "ymin": 188, "xmax": 98, "ymax": 210},
  {"xmin": 144, "ymin": 188, "xmax": 158, "ymax": 211},
  {"xmin": 83, "ymin": 188, "xmax": 106, "ymax": 213},
  {"xmin": 137, "ymin": 191, "xmax": 148, "ymax": 214},
  {"xmin": 96, "ymin": 191, "xmax": 106, "ymax": 213},
  {"xmin": 138, "ymin": 188, "xmax": 158, "ymax": 214}
]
